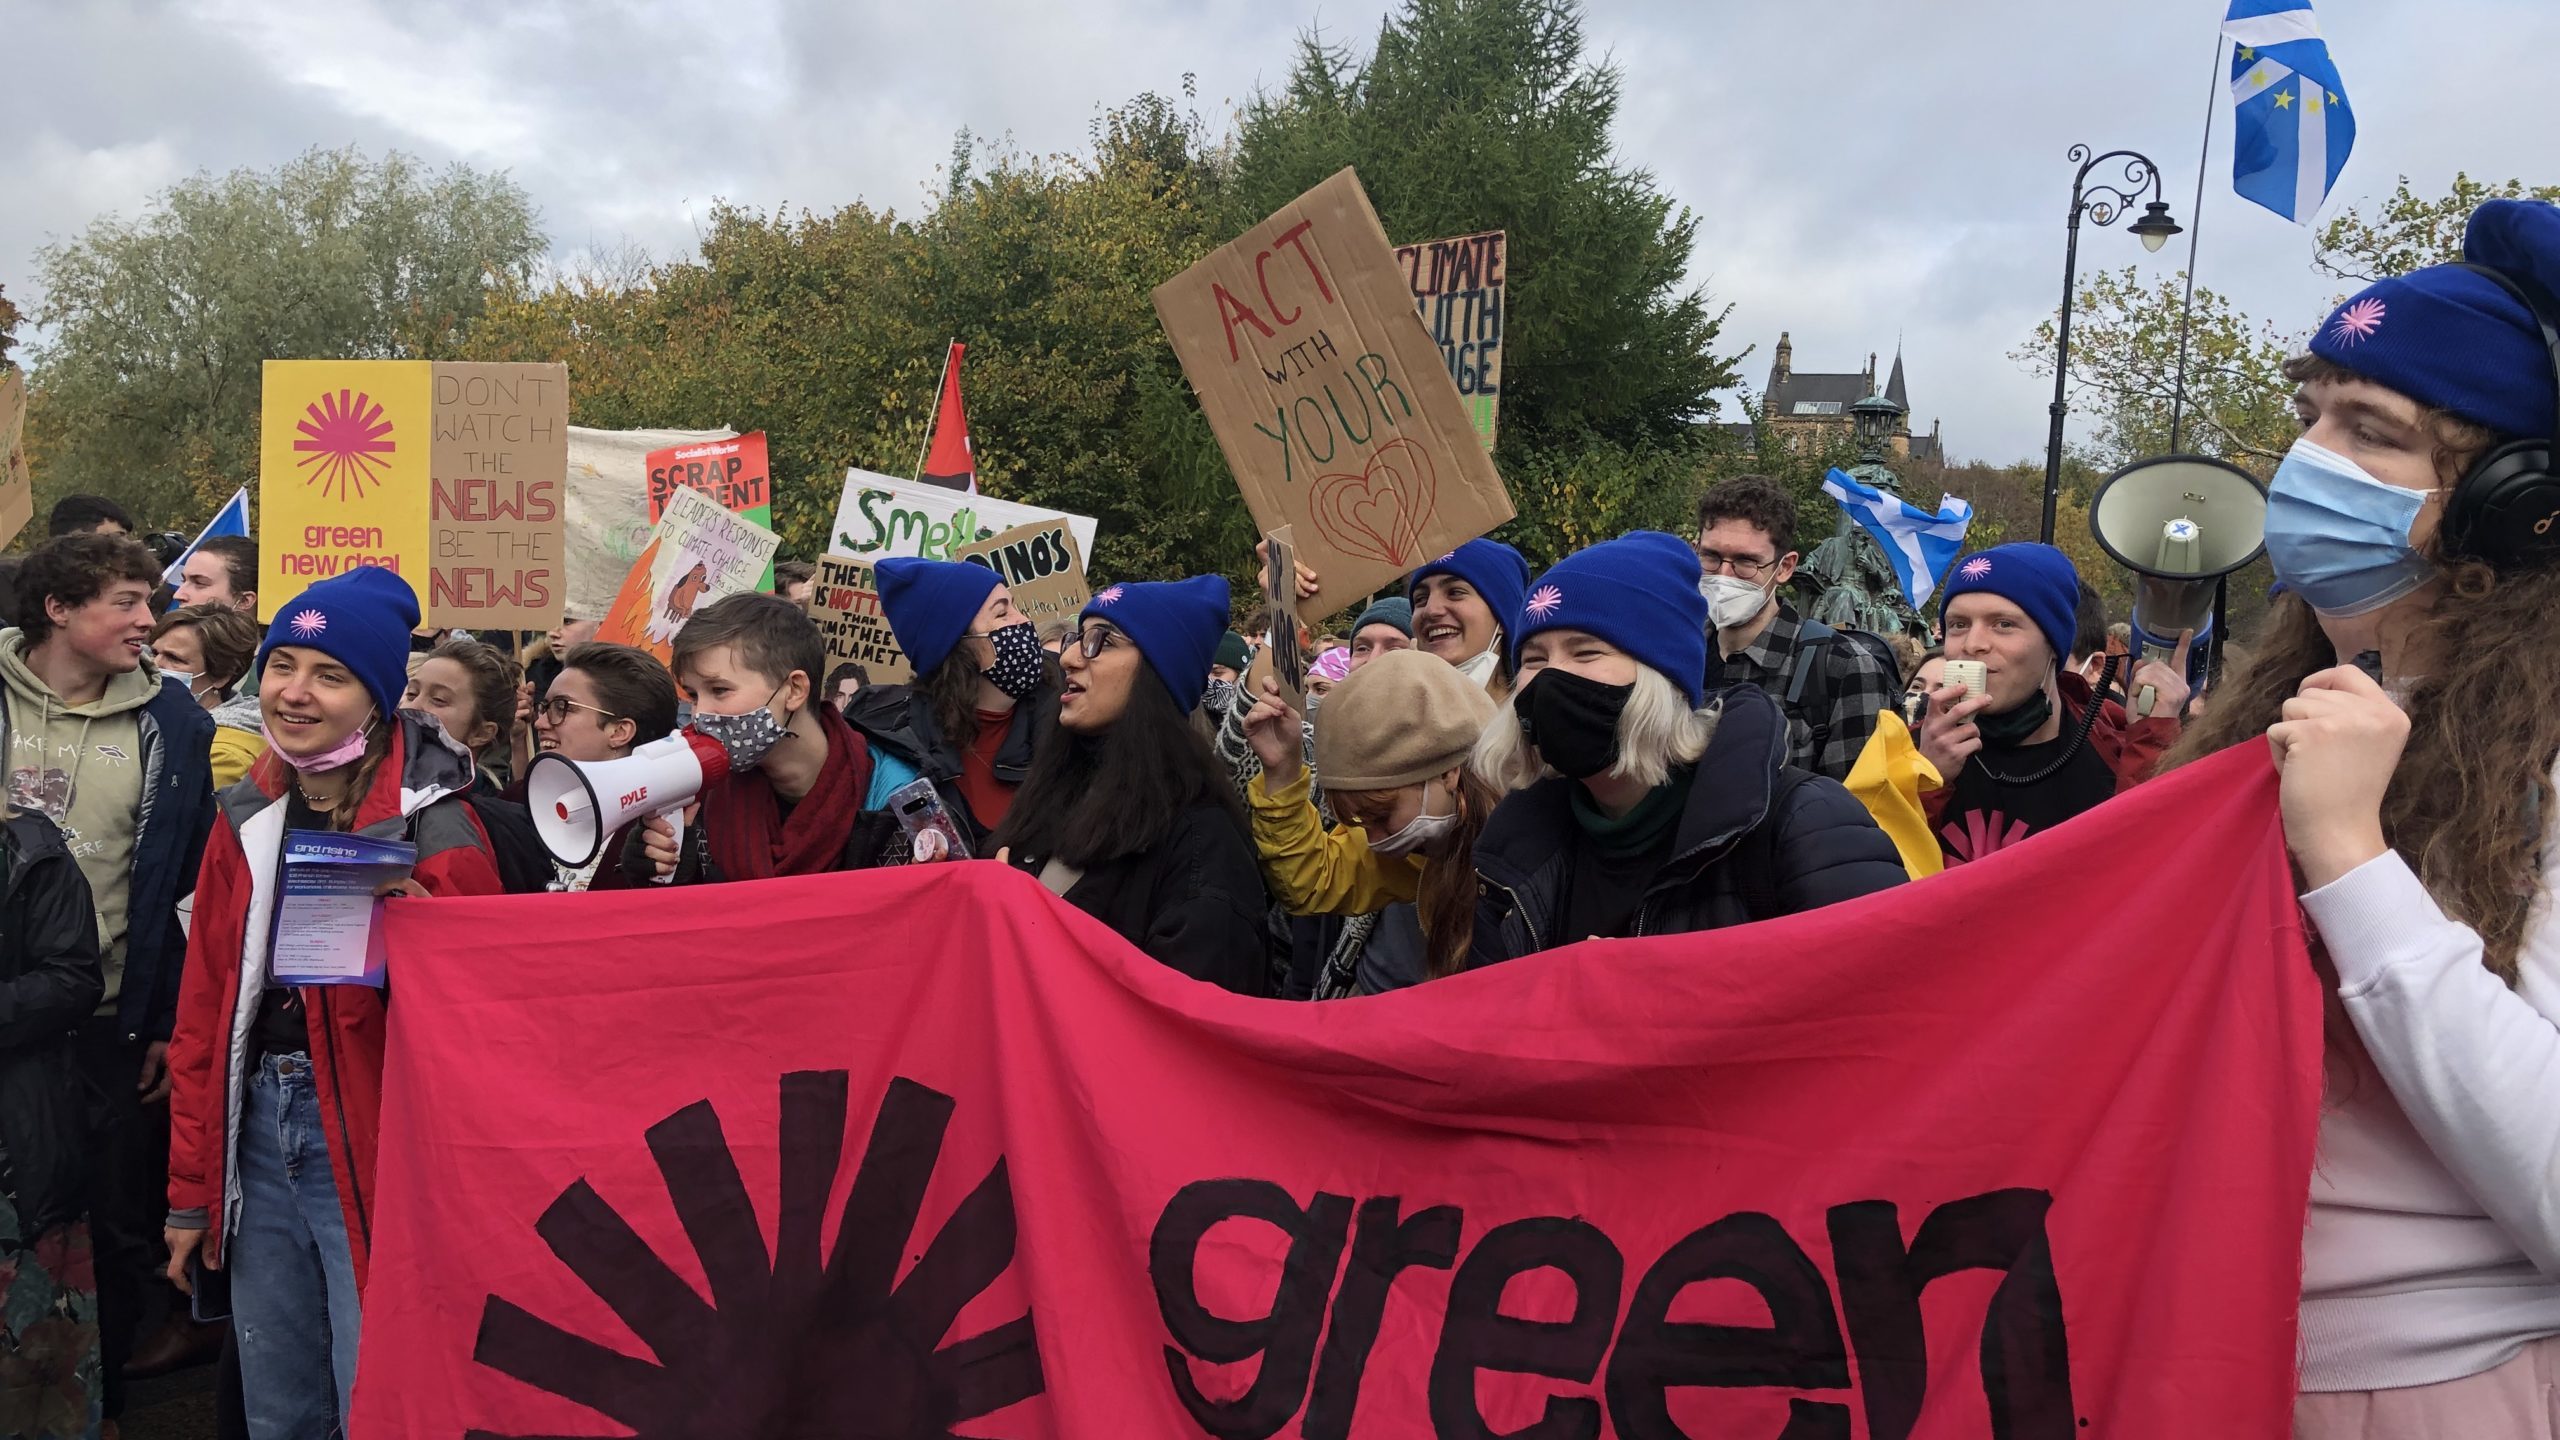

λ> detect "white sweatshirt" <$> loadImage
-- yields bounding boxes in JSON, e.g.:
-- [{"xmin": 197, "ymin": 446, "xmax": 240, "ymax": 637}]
[{"xmin": 2296, "ymin": 782, "xmax": 2560, "ymax": 1392}]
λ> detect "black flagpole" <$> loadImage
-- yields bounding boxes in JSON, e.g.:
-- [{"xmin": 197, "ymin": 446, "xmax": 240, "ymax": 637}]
[{"xmin": 2167, "ymin": 29, "xmax": 2230, "ymax": 696}]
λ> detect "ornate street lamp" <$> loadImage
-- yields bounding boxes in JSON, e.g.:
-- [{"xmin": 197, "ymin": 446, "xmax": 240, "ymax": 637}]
[{"xmin": 2041, "ymin": 145, "xmax": 2181, "ymax": 542}]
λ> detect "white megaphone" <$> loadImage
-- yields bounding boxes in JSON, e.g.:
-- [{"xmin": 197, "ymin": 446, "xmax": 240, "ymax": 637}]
[
  {"xmin": 2089, "ymin": 454, "xmax": 2267, "ymax": 718},
  {"xmin": 526, "ymin": 730, "xmax": 733, "ymax": 882}
]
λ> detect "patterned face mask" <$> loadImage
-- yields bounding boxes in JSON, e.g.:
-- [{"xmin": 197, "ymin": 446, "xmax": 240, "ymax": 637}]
[
  {"xmin": 977, "ymin": 621, "xmax": 1045, "ymax": 702},
  {"xmin": 689, "ymin": 702, "xmax": 790, "ymax": 773}
]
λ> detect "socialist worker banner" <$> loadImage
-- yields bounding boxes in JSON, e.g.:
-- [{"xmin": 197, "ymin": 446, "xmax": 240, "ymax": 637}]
[{"xmin": 354, "ymin": 743, "xmax": 2320, "ymax": 1437}]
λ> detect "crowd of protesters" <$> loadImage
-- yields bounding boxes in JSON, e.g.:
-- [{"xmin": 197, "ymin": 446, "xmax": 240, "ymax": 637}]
[{"xmin": 3, "ymin": 198, "xmax": 2558, "ymax": 1438}]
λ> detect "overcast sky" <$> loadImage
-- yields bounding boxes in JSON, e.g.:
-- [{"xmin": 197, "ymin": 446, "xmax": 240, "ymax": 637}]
[{"xmin": 6, "ymin": 0, "xmax": 2554, "ymax": 467}]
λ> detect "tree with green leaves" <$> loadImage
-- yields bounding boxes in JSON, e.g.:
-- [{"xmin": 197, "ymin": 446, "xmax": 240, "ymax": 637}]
[
  {"xmin": 2010, "ymin": 265, "xmax": 2301, "ymax": 473},
  {"xmin": 0, "ymin": 281, "xmax": 20, "ymax": 370},
  {"xmin": 26, "ymin": 146, "xmax": 543, "ymax": 529},
  {"xmin": 2315, "ymin": 172, "xmax": 2560, "ymax": 285},
  {"xmin": 1225, "ymin": 0, "xmax": 1736, "ymax": 561}
]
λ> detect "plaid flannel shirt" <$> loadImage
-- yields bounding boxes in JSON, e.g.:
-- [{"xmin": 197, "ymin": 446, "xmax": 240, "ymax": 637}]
[{"xmin": 1709, "ymin": 601, "xmax": 1899, "ymax": 782}]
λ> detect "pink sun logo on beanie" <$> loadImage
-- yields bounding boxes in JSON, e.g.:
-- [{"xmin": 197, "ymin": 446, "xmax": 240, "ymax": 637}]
[
  {"xmin": 1960, "ymin": 557, "xmax": 1993, "ymax": 580},
  {"xmin": 1091, "ymin": 584, "xmax": 1124, "ymax": 606},
  {"xmin": 2329, "ymin": 297, "xmax": 2386, "ymax": 345},
  {"xmin": 288, "ymin": 609, "xmax": 328, "ymax": 639},
  {"xmin": 1525, "ymin": 584, "xmax": 1563, "ymax": 621}
]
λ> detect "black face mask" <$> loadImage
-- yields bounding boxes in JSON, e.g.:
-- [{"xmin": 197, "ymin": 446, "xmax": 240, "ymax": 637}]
[
  {"xmin": 1975, "ymin": 684, "xmax": 2055, "ymax": 748},
  {"xmin": 1520, "ymin": 668, "xmax": 1633, "ymax": 780},
  {"xmin": 979, "ymin": 621, "xmax": 1045, "ymax": 702}
]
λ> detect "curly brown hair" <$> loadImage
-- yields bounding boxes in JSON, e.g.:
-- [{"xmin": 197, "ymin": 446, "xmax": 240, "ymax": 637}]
[{"xmin": 2165, "ymin": 353, "xmax": 2559, "ymax": 982}]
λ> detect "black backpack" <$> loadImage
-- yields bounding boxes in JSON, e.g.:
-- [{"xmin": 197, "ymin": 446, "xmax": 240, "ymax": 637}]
[{"xmin": 1780, "ymin": 617, "xmax": 1901, "ymax": 764}]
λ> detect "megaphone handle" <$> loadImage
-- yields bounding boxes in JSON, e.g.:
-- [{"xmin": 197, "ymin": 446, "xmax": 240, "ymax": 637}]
[
  {"xmin": 2131, "ymin": 682, "xmax": 2158, "ymax": 721},
  {"xmin": 651, "ymin": 802, "xmax": 688, "ymax": 887}
]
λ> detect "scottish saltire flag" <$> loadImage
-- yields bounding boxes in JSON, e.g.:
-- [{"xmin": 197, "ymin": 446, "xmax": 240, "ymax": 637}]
[
  {"xmin": 2224, "ymin": 0, "xmax": 2355, "ymax": 225},
  {"xmin": 161, "ymin": 486, "xmax": 250, "ymax": 587},
  {"xmin": 1821, "ymin": 468, "xmax": 1973, "ymax": 609}
]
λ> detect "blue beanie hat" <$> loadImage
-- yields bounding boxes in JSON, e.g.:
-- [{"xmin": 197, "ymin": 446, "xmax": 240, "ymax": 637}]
[
  {"xmin": 1352, "ymin": 595, "xmax": 1413, "ymax": 638},
  {"xmin": 1082, "ymin": 575, "xmax": 1232, "ymax": 715},
  {"xmin": 1412, "ymin": 538, "xmax": 1531, "ymax": 641},
  {"xmin": 874, "ymin": 556, "xmax": 1003, "ymax": 676},
  {"xmin": 2306, "ymin": 199, "xmax": 2560, "ymax": 441},
  {"xmin": 257, "ymin": 567, "xmax": 420, "ymax": 722},
  {"xmin": 1938, "ymin": 543, "xmax": 2079, "ymax": 665},
  {"xmin": 1511, "ymin": 532, "xmax": 1709, "ymax": 705}
]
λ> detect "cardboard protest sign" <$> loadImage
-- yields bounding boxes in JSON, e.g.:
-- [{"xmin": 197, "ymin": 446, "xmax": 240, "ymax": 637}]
[
  {"xmin": 429, "ymin": 363, "xmax": 568, "ymax": 629},
  {"xmin": 830, "ymin": 468, "xmax": 1097, "ymax": 565},
  {"xmin": 806, "ymin": 554, "xmax": 913, "ymax": 685},
  {"xmin": 953, "ymin": 520, "xmax": 1090, "ymax": 633},
  {"xmin": 259, "ymin": 360, "xmax": 436, "ymax": 618},
  {"xmin": 593, "ymin": 484, "xmax": 780, "ymax": 666},
  {"xmin": 1242, "ymin": 525, "xmax": 1305, "ymax": 711},
  {"xmin": 1153, "ymin": 169, "xmax": 1515, "ymax": 616},
  {"xmin": 358, "ymin": 744, "xmax": 2322, "ymax": 1438},
  {"xmin": 565, "ymin": 426, "xmax": 734, "ymax": 622},
  {"xmin": 648, "ymin": 432, "xmax": 774, "ymax": 590},
  {"xmin": 0, "ymin": 367, "xmax": 31, "ymax": 550},
  {"xmin": 1396, "ymin": 229, "xmax": 1504, "ymax": 449}
]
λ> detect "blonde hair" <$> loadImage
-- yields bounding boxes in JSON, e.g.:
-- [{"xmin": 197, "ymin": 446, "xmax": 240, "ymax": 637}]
[{"xmin": 1474, "ymin": 665, "xmax": 1719, "ymax": 793}]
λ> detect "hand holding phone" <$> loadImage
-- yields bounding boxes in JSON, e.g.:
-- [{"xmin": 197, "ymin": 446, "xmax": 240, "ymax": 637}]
[{"xmin": 888, "ymin": 779, "xmax": 972, "ymax": 864}]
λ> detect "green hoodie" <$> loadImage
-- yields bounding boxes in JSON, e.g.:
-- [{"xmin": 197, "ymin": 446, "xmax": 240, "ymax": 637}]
[{"xmin": 2, "ymin": 628, "xmax": 160, "ymax": 1010}]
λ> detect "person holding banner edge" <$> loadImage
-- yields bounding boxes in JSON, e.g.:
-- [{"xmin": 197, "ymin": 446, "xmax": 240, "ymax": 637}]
[
  {"xmin": 991, "ymin": 576, "xmax": 1269, "ymax": 994},
  {"xmin": 2168, "ymin": 198, "xmax": 2560, "ymax": 1429},
  {"xmin": 163, "ymin": 566, "xmax": 505, "ymax": 1438},
  {"xmin": 854, "ymin": 556, "xmax": 1059, "ymax": 853},
  {"xmin": 1469, "ymin": 532, "xmax": 1905, "ymax": 962}
]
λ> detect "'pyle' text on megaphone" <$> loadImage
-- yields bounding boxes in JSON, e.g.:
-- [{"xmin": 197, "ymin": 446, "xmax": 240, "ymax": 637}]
[{"xmin": 527, "ymin": 730, "xmax": 733, "ymax": 881}]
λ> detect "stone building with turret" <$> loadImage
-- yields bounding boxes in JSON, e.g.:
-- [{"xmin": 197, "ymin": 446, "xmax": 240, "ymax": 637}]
[{"xmin": 1758, "ymin": 332, "xmax": 1943, "ymax": 463}]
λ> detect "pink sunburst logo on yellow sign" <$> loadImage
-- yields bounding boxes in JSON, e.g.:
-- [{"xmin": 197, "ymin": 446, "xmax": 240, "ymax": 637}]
[{"xmin": 294, "ymin": 388, "xmax": 399, "ymax": 500}]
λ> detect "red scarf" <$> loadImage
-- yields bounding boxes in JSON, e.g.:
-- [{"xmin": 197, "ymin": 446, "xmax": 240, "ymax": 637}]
[{"xmin": 699, "ymin": 703, "xmax": 870, "ymax": 881}]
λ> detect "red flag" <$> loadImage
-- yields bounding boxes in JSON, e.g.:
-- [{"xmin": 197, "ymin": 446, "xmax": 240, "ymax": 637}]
[
  {"xmin": 355, "ymin": 743, "xmax": 2320, "ymax": 1437},
  {"xmin": 920, "ymin": 341, "xmax": 976, "ymax": 493}
]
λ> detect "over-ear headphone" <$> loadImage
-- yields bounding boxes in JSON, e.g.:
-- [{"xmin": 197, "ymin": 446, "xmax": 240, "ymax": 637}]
[{"xmin": 2441, "ymin": 262, "xmax": 2560, "ymax": 569}]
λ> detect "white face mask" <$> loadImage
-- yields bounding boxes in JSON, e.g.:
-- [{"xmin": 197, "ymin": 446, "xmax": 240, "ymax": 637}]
[
  {"xmin": 1700, "ymin": 573, "xmax": 1773, "ymax": 631},
  {"xmin": 1369, "ymin": 781, "xmax": 1459, "ymax": 858}
]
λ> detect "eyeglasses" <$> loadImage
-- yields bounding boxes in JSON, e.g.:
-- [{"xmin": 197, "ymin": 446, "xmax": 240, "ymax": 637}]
[
  {"xmin": 1074, "ymin": 623, "xmax": 1126, "ymax": 660},
  {"xmin": 538, "ymin": 695, "xmax": 620, "ymax": 726},
  {"xmin": 1695, "ymin": 549, "xmax": 1779, "ymax": 580}
]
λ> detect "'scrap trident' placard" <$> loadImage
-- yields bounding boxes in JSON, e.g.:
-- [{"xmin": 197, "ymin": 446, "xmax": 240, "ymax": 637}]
[{"xmin": 1153, "ymin": 168, "xmax": 1514, "ymax": 616}]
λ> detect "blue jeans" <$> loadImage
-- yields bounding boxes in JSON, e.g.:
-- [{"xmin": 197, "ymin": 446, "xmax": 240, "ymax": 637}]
[{"xmin": 231, "ymin": 1053, "xmax": 361, "ymax": 1440}]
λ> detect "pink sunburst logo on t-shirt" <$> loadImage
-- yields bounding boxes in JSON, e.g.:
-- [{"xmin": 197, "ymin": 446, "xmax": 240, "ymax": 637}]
[
  {"xmin": 293, "ymin": 388, "xmax": 399, "ymax": 501},
  {"xmin": 1524, "ymin": 584, "xmax": 1563, "ymax": 621},
  {"xmin": 1959, "ymin": 556, "xmax": 1993, "ymax": 581},
  {"xmin": 288, "ymin": 609, "xmax": 328, "ymax": 639},
  {"xmin": 2328, "ymin": 297, "xmax": 2386, "ymax": 345}
]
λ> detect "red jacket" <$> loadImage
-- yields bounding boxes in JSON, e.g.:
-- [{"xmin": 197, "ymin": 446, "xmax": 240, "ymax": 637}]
[{"xmin": 166, "ymin": 719, "xmax": 503, "ymax": 1288}]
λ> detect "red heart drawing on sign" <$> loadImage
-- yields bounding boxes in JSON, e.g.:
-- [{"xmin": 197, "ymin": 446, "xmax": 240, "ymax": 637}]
[{"xmin": 1310, "ymin": 438, "xmax": 1438, "ymax": 567}]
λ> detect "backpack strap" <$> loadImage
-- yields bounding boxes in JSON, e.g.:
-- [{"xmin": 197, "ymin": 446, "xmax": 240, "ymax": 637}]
[{"xmin": 1783, "ymin": 617, "xmax": 1839, "ymax": 710}]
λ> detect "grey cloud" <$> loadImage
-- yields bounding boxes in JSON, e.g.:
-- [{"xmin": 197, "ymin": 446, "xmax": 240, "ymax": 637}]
[{"xmin": 6, "ymin": 0, "xmax": 2555, "ymax": 470}]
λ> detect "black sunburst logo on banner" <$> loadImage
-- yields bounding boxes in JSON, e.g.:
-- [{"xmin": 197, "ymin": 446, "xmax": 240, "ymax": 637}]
[{"xmin": 468, "ymin": 1072, "xmax": 1042, "ymax": 1438}]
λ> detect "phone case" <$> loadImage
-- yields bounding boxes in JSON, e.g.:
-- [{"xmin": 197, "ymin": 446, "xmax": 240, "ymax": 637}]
[{"xmin": 886, "ymin": 778, "xmax": 973, "ymax": 863}]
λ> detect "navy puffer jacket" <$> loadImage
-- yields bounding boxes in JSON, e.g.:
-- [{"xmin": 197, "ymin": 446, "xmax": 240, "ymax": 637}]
[{"xmin": 1469, "ymin": 683, "xmax": 1906, "ymax": 965}]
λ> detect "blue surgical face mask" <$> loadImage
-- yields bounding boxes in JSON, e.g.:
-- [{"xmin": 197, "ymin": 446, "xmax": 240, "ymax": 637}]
[{"xmin": 2264, "ymin": 437, "xmax": 2437, "ymax": 618}]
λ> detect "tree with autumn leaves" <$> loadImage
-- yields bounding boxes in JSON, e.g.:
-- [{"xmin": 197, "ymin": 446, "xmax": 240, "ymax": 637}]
[{"xmin": 456, "ymin": 0, "xmax": 1739, "ymax": 605}]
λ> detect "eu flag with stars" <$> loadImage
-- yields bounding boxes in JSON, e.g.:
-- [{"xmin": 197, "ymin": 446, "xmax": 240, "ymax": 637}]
[{"xmin": 2224, "ymin": 0, "xmax": 2354, "ymax": 225}]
